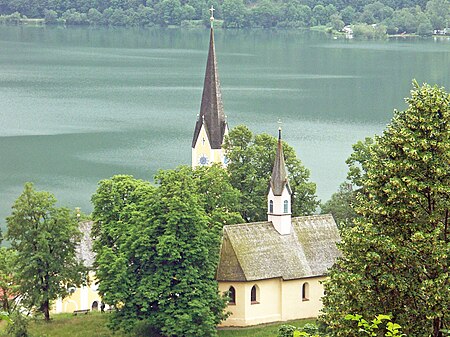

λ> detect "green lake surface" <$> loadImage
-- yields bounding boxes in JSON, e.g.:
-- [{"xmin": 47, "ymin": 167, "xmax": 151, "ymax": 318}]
[{"xmin": 0, "ymin": 26, "xmax": 449, "ymax": 230}]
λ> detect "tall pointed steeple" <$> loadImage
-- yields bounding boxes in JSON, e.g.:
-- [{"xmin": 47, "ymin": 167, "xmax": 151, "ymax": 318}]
[
  {"xmin": 192, "ymin": 7, "xmax": 228, "ymax": 168},
  {"xmin": 268, "ymin": 128, "xmax": 292, "ymax": 235},
  {"xmin": 270, "ymin": 128, "xmax": 289, "ymax": 196}
]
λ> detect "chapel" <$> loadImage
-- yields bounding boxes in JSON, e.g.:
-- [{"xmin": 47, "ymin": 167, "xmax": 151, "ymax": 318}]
[{"xmin": 216, "ymin": 129, "xmax": 340, "ymax": 326}]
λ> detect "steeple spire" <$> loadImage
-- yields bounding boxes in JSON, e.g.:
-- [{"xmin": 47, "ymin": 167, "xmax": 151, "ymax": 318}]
[
  {"xmin": 268, "ymin": 127, "xmax": 292, "ymax": 235},
  {"xmin": 192, "ymin": 21, "xmax": 226, "ymax": 150},
  {"xmin": 270, "ymin": 127, "xmax": 290, "ymax": 196},
  {"xmin": 191, "ymin": 11, "xmax": 228, "ymax": 168}
]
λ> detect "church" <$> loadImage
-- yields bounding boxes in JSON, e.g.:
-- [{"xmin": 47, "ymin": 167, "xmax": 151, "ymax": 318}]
[
  {"xmin": 192, "ymin": 10, "xmax": 340, "ymax": 327},
  {"xmin": 54, "ymin": 9, "xmax": 341, "ymax": 327}
]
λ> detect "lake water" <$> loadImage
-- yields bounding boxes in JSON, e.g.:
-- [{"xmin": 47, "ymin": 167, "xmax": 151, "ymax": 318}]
[{"xmin": 0, "ymin": 26, "xmax": 449, "ymax": 231}]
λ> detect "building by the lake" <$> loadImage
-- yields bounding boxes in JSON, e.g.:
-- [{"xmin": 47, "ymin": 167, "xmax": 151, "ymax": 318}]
[
  {"xmin": 190, "ymin": 14, "xmax": 340, "ymax": 326},
  {"xmin": 53, "ymin": 13, "xmax": 341, "ymax": 326}
]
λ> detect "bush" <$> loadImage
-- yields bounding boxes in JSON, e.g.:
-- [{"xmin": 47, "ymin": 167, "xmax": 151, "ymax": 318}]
[
  {"xmin": 6, "ymin": 313, "xmax": 30, "ymax": 337},
  {"xmin": 132, "ymin": 320, "xmax": 163, "ymax": 337},
  {"xmin": 301, "ymin": 323, "xmax": 319, "ymax": 335},
  {"xmin": 278, "ymin": 324, "xmax": 298, "ymax": 337}
]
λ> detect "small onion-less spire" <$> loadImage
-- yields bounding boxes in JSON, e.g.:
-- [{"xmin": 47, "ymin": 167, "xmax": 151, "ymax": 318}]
[{"xmin": 270, "ymin": 127, "xmax": 290, "ymax": 196}]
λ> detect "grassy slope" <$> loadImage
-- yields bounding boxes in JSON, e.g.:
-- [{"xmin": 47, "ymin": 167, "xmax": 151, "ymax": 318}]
[{"xmin": 1, "ymin": 313, "xmax": 315, "ymax": 337}]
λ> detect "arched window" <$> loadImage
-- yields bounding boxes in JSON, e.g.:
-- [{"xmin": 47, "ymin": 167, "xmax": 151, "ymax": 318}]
[
  {"xmin": 284, "ymin": 200, "xmax": 289, "ymax": 213},
  {"xmin": 302, "ymin": 282, "xmax": 309, "ymax": 301},
  {"xmin": 251, "ymin": 284, "xmax": 260, "ymax": 304},
  {"xmin": 269, "ymin": 200, "xmax": 273, "ymax": 213},
  {"xmin": 228, "ymin": 286, "xmax": 236, "ymax": 305}
]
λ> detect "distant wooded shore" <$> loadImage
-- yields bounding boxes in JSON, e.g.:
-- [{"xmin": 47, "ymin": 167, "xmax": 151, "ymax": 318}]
[{"xmin": 0, "ymin": 0, "xmax": 448, "ymax": 37}]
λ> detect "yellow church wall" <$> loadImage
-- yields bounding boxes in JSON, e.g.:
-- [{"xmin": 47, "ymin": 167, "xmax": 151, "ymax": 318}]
[
  {"xmin": 192, "ymin": 125, "xmax": 212, "ymax": 167},
  {"xmin": 219, "ymin": 282, "xmax": 247, "ymax": 326},
  {"xmin": 281, "ymin": 276, "xmax": 326, "ymax": 321},
  {"xmin": 52, "ymin": 271, "xmax": 103, "ymax": 314},
  {"xmin": 245, "ymin": 278, "xmax": 282, "ymax": 325},
  {"xmin": 219, "ymin": 279, "xmax": 282, "ymax": 326},
  {"xmin": 192, "ymin": 124, "xmax": 227, "ymax": 168},
  {"xmin": 219, "ymin": 276, "xmax": 327, "ymax": 327}
]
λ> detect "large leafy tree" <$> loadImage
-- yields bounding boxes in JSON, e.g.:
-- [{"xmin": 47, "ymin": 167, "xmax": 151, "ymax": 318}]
[
  {"xmin": 92, "ymin": 167, "xmax": 241, "ymax": 336},
  {"xmin": 6, "ymin": 183, "xmax": 85, "ymax": 321},
  {"xmin": 223, "ymin": 125, "xmax": 318, "ymax": 222},
  {"xmin": 320, "ymin": 82, "xmax": 450, "ymax": 337}
]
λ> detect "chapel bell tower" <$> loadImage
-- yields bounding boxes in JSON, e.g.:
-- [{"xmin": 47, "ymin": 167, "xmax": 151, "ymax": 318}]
[
  {"xmin": 268, "ymin": 128, "xmax": 292, "ymax": 235},
  {"xmin": 191, "ymin": 6, "xmax": 228, "ymax": 168}
]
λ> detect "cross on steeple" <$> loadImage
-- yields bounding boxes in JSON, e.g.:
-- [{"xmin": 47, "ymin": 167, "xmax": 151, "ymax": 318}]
[
  {"xmin": 210, "ymin": 5, "xmax": 215, "ymax": 27},
  {"xmin": 277, "ymin": 119, "xmax": 282, "ymax": 138}
]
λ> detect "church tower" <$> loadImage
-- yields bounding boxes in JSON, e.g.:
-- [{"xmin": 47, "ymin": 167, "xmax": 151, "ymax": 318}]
[
  {"xmin": 268, "ymin": 128, "xmax": 292, "ymax": 235},
  {"xmin": 191, "ymin": 6, "xmax": 228, "ymax": 168}
]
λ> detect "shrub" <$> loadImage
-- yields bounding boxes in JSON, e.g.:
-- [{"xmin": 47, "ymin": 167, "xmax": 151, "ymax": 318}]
[{"xmin": 278, "ymin": 324, "xmax": 298, "ymax": 337}]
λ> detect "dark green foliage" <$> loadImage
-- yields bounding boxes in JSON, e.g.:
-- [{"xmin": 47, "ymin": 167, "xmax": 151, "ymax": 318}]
[
  {"xmin": 6, "ymin": 183, "xmax": 85, "ymax": 321},
  {"xmin": 92, "ymin": 168, "xmax": 241, "ymax": 336},
  {"xmin": 0, "ymin": 248, "xmax": 20, "ymax": 314},
  {"xmin": 320, "ymin": 82, "xmax": 450, "ymax": 337},
  {"xmin": 0, "ymin": 0, "xmax": 446, "ymax": 31},
  {"xmin": 223, "ymin": 125, "xmax": 318, "ymax": 222},
  {"xmin": 277, "ymin": 324, "xmax": 297, "ymax": 337},
  {"xmin": 320, "ymin": 183, "xmax": 357, "ymax": 228},
  {"xmin": 6, "ymin": 312, "xmax": 30, "ymax": 337}
]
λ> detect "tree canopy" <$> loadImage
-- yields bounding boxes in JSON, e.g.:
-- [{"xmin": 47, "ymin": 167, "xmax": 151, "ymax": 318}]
[
  {"xmin": 91, "ymin": 167, "xmax": 241, "ymax": 336},
  {"xmin": 0, "ymin": 248, "xmax": 19, "ymax": 314},
  {"xmin": 320, "ymin": 182, "xmax": 357, "ymax": 228},
  {"xmin": 6, "ymin": 183, "xmax": 85, "ymax": 321},
  {"xmin": 320, "ymin": 82, "xmax": 450, "ymax": 337},
  {"xmin": 0, "ymin": 0, "xmax": 448, "ymax": 36},
  {"xmin": 223, "ymin": 125, "xmax": 318, "ymax": 222}
]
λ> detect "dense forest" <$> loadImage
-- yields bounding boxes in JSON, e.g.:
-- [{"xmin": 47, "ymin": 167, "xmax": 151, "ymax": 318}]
[{"xmin": 0, "ymin": 0, "xmax": 448, "ymax": 35}]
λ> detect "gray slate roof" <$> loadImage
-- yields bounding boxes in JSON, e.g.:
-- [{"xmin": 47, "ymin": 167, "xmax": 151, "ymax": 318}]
[
  {"xmin": 192, "ymin": 27, "xmax": 227, "ymax": 150},
  {"xmin": 216, "ymin": 214, "xmax": 341, "ymax": 282},
  {"xmin": 270, "ymin": 129, "xmax": 290, "ymax": 196},
  {"xmin": 76, "ymin": 220, "xmax": 95, "ymax": 268}
]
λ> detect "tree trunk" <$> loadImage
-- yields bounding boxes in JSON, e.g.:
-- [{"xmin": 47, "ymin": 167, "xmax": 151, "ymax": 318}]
[
  {"xmin": 43, "ymin": 299, "xmax": 50, "ymax": 321},
  {"xmin": 433, "ymin": 317, "xmax": 443, "ymax": 337}
]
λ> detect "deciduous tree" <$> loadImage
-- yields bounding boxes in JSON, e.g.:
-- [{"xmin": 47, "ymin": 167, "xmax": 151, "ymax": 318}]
[
  {"xmin": 92, "ymin": 167, "xmax": 241, "ymax": 336},
  {"xmin": 6, "ymin": 183, "xmax": 85, "ymax": 321},
  {"xmin": 320, "ymin": 82, "xmax": 450, "ymax": 337},
  {"xmin": 223, "ymin": 125, "xmax": 318, "ymax": 222}
]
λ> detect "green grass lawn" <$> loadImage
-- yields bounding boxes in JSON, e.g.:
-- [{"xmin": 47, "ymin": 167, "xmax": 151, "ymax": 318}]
[
  {"xmin": 217, "ymin": 319, "xmax": 315, "ymax": 337},
  {"xmin": 1, "ymin": 312, "xmax": 315, "ymax": 337}
]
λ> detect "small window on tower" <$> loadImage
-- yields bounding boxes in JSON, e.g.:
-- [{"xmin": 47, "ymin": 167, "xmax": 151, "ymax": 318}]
[
  {"xmin": 284, "ymin": 200, "xmax": 288, "ymax": 213},
  {"xmin": 269, "ymin": 200, "xmax": 273, "ymax": 213}
]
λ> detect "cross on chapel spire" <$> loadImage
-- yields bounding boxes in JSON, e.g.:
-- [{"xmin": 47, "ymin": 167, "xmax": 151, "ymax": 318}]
[{"xmin": 210, "ymin": 5, "xmax": 215, "ymax": 28}]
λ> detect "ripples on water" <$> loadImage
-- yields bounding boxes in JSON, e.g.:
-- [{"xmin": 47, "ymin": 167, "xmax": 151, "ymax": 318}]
[{"xmin": 0, "ymin": 26, "xmax": 449, "ymax": 231}]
